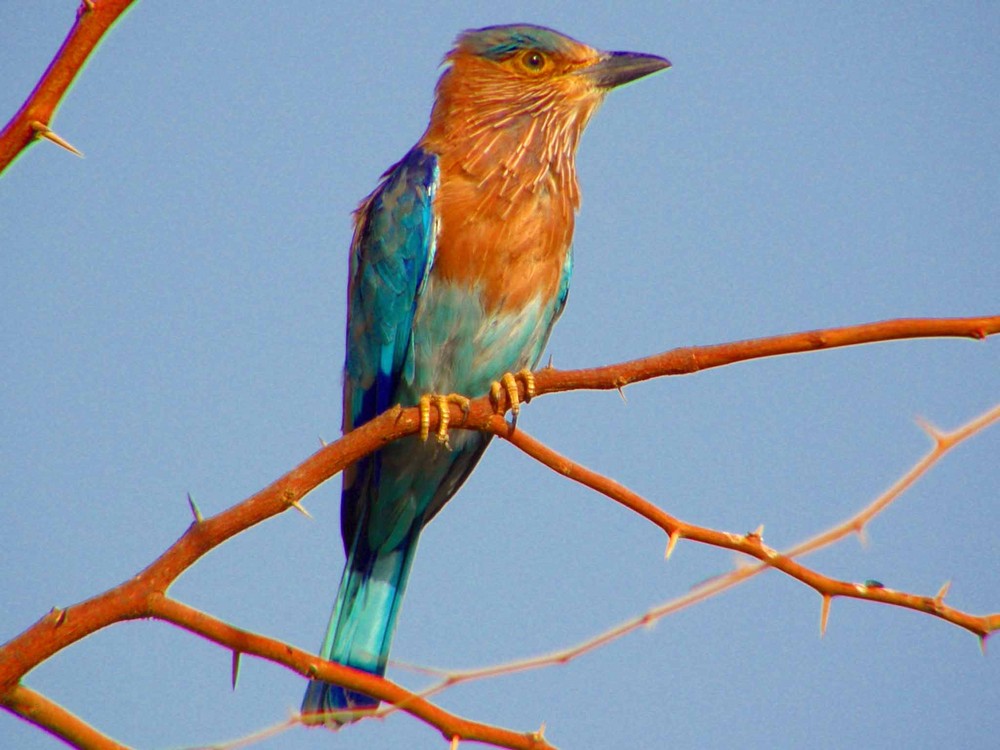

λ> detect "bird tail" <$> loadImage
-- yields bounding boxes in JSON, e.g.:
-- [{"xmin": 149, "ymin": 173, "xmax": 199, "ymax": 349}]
[{"xmin": 301, "ymin": 527, "xmax": 420, "ymax": 721}]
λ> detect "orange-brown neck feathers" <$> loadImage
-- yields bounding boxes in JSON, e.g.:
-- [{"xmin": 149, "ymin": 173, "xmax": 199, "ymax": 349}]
[
  {"xmin": 414, "ymin": 26, "xmax": 614, "ymax": 315},
  {"xmin": 419, "ymin": 29, "xmax": 607, "ymax": 212}
]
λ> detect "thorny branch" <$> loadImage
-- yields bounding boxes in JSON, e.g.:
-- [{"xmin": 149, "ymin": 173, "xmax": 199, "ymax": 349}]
[
  {"xmin": 320, "ymin": 404, "xmax": 1000, "ymax": 719},
  {"xmin": 0, "ymin": 316, "xmax": 997, "ymax": 749},
  {"xmin": 0, "ymin": 1, "xmax": 138, "ymax": 173}
]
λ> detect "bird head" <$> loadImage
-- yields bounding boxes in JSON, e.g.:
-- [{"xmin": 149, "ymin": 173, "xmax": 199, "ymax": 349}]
[
  {"xmin": 420, "ymin": 24, "xmax": 669, "ymax": 199},
  {"xmin": 455, "ymin": 25, "xmax": 667, "ymax": 91}
]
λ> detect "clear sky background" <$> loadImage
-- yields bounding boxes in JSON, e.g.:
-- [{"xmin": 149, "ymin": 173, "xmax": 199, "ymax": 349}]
[{"xmin": 2, "ymin": 3, "xmax": 997, "ymax": 749}]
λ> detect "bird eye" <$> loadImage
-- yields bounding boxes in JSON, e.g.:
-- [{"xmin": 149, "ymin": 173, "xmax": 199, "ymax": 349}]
[{"xmin": 521, "ymin": 50, "xmax": 546, "ymax": 71}]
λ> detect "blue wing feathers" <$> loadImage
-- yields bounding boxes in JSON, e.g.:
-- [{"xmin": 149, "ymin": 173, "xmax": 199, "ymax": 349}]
[
  {"xmin": 346, "ymin": 148, "xmax": 438, "ymax": 426},
  {"xmin": 346, "ymin": 147, "xmax": 438, "ymax": 431},
  {"xmin": 338, "ymin": 147, "xmax": 439, "ymax": 552}
]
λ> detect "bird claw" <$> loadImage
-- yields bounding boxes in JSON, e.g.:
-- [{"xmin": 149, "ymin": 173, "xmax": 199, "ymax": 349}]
[
  {"xmin": 418, "ymin": 393, "xmax": 472, "ymax": 445},
  {"xmin": 489, "ymin": 369, "xmax": 535, "ymax": 418}
]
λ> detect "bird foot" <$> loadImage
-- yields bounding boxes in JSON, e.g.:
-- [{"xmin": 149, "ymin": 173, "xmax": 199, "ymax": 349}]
[
  {"xmin": 418, "ymin": 393, "xmax": 472, "ymax": 445},
  {"xmin": 489, "ymin": 369, "xmax": 536, "ymax": 418}
]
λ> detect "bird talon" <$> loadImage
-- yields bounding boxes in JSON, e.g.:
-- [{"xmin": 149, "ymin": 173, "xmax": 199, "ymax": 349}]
[
  {"xmin": 418, "ymin": 395, "xmax": 433, "ymax": 441},
  {"xmin": 435, "ymin": 395, "xmax": 451, "ymax": 444},
  {"xmin": 418, "ymin": 393, "xmax": 471, "ymax": 444},
  {"xmin": 503, "ymin": 373, "xmax": 521, "ymax": 416},
  {"xmin": 518, "ymin": 368, "xmax": 536, "ymax": 404},
  {"xmin": 489, "ymin": 369, "xmax": 536, "ymax": 417},
  {"xmin": 489, "ymin": 380, "xmax": 503, "ymax": 413}
]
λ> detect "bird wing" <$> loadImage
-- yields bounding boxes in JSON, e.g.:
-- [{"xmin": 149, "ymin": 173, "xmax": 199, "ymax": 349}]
[
  {"xmin": 344, "ymin": 146, "xmax": 439, "ymax": 431},
  {"xmin": 340, "ymin": 147, "xmax": 439, "ymax": 551}
]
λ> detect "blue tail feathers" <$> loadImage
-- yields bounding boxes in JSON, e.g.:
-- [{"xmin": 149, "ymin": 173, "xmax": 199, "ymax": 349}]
[{"xmin": 301, "ymin": 527, "xmax": 420, "ymax": 719}]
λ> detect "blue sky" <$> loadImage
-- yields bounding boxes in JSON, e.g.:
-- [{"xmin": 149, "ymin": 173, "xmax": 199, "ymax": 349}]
[{"xmin": 2, "ymin": 3, "xmax": 997, "ymax": 749}]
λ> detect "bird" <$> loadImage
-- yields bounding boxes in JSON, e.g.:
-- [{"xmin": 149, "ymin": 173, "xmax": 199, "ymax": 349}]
[{"xmin": 301, "ymin": 23, "xmax": 669, "ymax": 721}]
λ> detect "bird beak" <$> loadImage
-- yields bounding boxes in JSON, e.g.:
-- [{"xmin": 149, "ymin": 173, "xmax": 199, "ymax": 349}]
[{"xmin": 580, "ymin": 50, "xmax": 671, "ymax": 90}]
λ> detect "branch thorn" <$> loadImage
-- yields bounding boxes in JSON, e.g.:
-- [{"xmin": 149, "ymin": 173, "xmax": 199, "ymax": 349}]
[
  {"xmin": 914, "ymin": 415, "xmax": 946, "ymax": 447},
  {"xmin": 231, "ymin": 650, "xmax": 241, "ymax": 690},
  {"xmin": 665, "ymin": 529, "xmax": 680, "ymax": 560},
  {"xmin": 186, "ymin": 493, "xmax": 203, "ymax": 523},
  {"xmin": 49, "ymin": 606, "xmax": 68, "ymax": 626},
  {"xmin": 934, "ymin": 580, "xmax": 951, "ymax": 604},
  {"xmin": 291, "ymin": 500, "xmax": 313, "ymax": 519},
  {"xmin": 819, "ymin": 595, "xmax": 831, "ymax": 637},
  {"xmin": 855, "ymin": 524, "xmax": 870, "ymax": 548},
  {"xmin": 29, "ymin": 120, "xmax": 84, "ymax": 157}
]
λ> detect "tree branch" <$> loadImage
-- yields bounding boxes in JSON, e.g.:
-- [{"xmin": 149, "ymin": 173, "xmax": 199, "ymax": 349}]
[
  {"xmin": 491, "ymin": 406, "xmax": 1000, "ymax": 640},
  {"xmin": 147, "ymin": 597, "xmax": 554, "ymax": 749},
  {"xmin": 1, "ymin": 315, "xmax": 996, "ymax": 748},
  {"xmin": 524, "ymin": 315, "xmax": 1000, "ymax": 401},
  {"xmin": 0, "ymin": 0, "xmax": 138, "ymax": 174},
  {"xmin": 378, "ymin": 404, "xmax": 999, "ymax": 711},
  {"xmin": 0, "ymin": 684, "xmax": 130, "ymax": 750}
]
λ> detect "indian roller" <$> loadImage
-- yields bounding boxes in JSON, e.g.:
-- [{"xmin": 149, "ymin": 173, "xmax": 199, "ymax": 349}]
[{"xmin": 302, "ymin": 24, "xmax": 669, "ymax": 719}]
